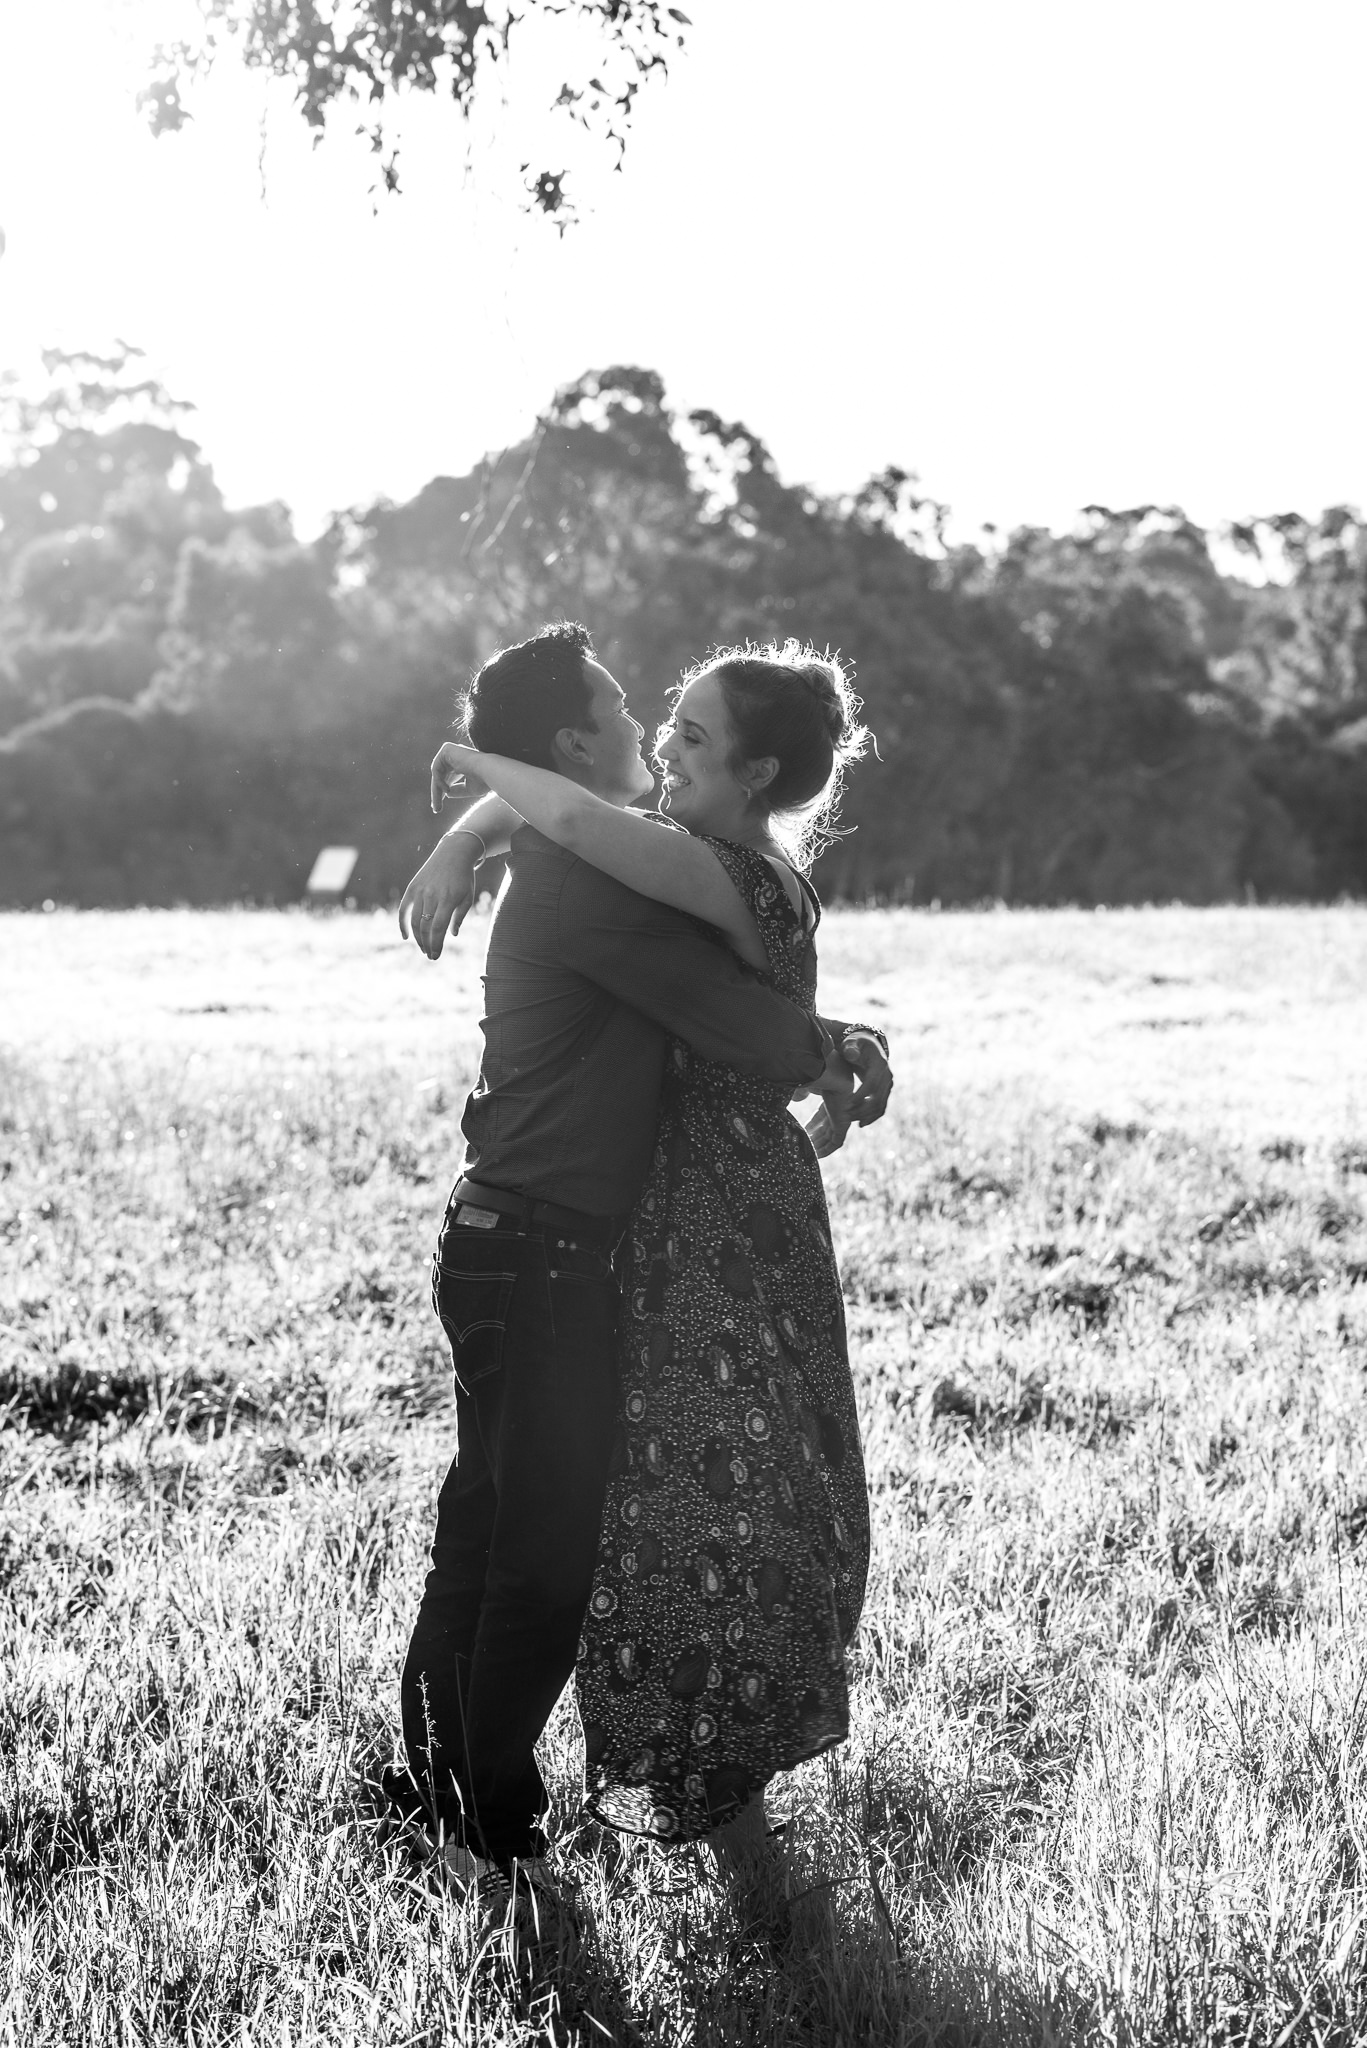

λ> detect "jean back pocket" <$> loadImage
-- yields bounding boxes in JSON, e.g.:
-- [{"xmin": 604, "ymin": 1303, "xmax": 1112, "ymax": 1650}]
[{"xmin": 431, "ymin": 1234, "xmax": 520, "ymax": 1391}]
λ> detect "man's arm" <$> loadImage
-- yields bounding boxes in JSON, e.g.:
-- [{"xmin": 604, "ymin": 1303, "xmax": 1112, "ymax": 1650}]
[{"xmin": 557, "ymin": 862, "xmax": 827, "ymax": 1086}]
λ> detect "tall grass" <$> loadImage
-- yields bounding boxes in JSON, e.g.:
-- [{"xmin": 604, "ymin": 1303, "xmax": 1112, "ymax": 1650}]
[{"xmin": 2, "ymin": 908, "xmax": 1365, "ymax": 2044}]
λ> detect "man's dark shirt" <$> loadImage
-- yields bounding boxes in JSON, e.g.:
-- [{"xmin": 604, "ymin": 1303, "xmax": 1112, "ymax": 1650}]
[{"xmin": 460, "ymin": 825, "xmax": 828, "ymax": 1216}]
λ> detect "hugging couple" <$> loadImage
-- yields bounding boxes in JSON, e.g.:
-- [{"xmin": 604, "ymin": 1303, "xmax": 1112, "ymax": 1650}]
[{"xmin": 384, "ymin": 621, "xmax": 892, "ymax": 1917}]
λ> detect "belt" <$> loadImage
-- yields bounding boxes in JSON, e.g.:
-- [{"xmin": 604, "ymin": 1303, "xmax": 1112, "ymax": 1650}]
[{"xmin": 447, "ymin": 1177, "xmax": 625, "ymax": 1250}]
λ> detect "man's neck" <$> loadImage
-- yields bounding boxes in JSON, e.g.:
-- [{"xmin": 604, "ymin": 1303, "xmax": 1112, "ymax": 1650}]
[{"xmin": 559, "ymin": 764, "xmax": 631, "ymax": 811}]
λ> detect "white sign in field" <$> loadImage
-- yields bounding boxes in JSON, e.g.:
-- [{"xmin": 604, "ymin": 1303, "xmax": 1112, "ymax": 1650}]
[{"xmin": 306, "ymin": 847, "xmax": 359, "ymax": 896}]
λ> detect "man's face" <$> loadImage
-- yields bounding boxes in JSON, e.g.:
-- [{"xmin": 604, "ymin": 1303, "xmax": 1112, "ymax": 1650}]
[{"xmin": 574, "ymin": 661, "xmax": 655, "ymax": 805}]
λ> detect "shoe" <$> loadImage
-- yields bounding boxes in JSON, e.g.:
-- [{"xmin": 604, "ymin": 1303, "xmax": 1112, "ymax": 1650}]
[
  {"xmin": 707, "ymin": 1795, "xmax": 795, "ymax": 1907},
  {"xmin": 478, "ymin": 1856, "xmax": 577, "ymax": 1945},
  {"xmin": 416, "ymin": 1835, "xmax": 566, "ymax": 1931},
  {"xmin": 439, "ymin": 1838, "xmax": 496, "ymax": 1890},
  {"xmin": 414, "ymin": 1827, "xmax": 503, "ymax": 1902},
  {"xmin": 706, "ymin": 1791, "xmax": 771, "ymax": 1876}
]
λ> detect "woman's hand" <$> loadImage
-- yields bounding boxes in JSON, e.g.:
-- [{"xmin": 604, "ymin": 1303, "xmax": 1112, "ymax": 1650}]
[
  {"xmin": 430, "ymin": 741, "xmax": 484, "ymax": 814},
  {"xmin": 399, "ymin": 834, "xmax": 482, "ymax": 958}
]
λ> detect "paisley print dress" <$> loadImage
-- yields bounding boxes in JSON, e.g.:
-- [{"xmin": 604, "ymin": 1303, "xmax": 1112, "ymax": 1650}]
[{"xmin": 575, "ymin": 839, "xmax": 870, "ymax": 1841}]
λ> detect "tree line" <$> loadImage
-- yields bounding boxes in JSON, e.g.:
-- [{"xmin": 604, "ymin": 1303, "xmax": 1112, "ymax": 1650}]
[{"xmin": 1, "ymin": 346, "xmax": 1364, "ymax": 909}]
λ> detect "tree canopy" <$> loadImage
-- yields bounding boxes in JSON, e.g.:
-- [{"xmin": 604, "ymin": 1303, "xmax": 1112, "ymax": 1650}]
[{"xmin": 1, "ymin": 352, "xmax": 1364, "ymax": 908}]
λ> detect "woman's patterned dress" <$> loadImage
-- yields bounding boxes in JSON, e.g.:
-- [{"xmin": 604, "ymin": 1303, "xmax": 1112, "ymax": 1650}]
[{"xmin": 575, "ymin": 839, "xmax": 870, "ymax": 1841}]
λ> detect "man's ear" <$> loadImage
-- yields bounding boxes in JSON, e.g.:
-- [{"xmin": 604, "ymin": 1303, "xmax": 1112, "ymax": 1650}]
[
  {"xmin": 552, "ymin": 725, "xmax": 595, "ymax": 771},
  {"xmin": 741, "ymin": 755, "xmax": 779, "ymax": 799}
]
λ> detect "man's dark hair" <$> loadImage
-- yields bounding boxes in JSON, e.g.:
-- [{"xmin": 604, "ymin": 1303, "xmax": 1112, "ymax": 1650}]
[{"xmin": 461, "ymin": 620, "xmax": 597, "ymax": 768}]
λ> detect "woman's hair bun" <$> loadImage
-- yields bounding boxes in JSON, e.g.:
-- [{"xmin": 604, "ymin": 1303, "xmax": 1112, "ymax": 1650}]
[
  {"xmin": 668, "ymin": 638, "xmax": 873, "ymax": 868},
  {"xmin": 794, "ymin": 661, "xmax": 851, "ymax": 745}
]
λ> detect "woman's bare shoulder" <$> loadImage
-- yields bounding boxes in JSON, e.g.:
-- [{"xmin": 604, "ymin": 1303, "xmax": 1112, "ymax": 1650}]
[{"xmin": 760, "ymin": 852, "xmax": 809, "ymax": 919}]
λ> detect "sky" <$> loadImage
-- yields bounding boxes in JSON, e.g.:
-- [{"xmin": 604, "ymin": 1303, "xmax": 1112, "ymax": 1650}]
[{"xmin": 0, "ymin": 0, "xmax": 1364, "ymax": 543}]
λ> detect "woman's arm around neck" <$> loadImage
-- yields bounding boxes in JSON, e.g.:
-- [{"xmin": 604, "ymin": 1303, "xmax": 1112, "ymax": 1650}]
[{"xmin": 438, "ymin": 743, "xmax": 768, "ymax": 970}]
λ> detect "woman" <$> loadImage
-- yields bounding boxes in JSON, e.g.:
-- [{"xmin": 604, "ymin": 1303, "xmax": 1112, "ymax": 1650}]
[{"xmin": 430, "ymin": 642, "xmax": 878, "ymax": 1847}]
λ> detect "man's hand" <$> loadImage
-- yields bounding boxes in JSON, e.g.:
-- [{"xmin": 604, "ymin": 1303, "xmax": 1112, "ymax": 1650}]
[
  {"xmin": 841, "ymin": 1032, "xmax": 893, "ymax": 1127},
  {"xmin": 794, "ymin": 1033, "xmax": 893, "ymax": 1158},
  {"xmin": 398, "ymin": 834, "xmax": 482, "ymax": 960},
  {"xmin": 803, "ymin": 1040, "xmax": 859, "ymax": 1157}
]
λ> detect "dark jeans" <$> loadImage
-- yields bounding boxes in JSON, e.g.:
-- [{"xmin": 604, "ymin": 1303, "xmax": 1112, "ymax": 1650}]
[{"xmin": 397, "ymin": 1207, "xmax": 620, "ymax": 1862}]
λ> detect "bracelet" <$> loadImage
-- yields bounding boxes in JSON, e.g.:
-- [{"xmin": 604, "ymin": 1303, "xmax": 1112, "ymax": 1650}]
[{"xmin": 447, "ymin": 827, "xmax": 486, "ymax": 865}]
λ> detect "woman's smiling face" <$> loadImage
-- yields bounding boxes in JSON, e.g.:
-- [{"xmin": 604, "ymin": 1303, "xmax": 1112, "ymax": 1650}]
[{"xmin": 654, "ymin": 671, "xmax": 752, "ymax": 835}]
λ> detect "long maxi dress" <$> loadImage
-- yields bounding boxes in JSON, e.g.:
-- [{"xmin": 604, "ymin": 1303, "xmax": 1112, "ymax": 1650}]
[{"xmin": 575, "ymin": 837, "xmax": 871, "ymax": 1841}]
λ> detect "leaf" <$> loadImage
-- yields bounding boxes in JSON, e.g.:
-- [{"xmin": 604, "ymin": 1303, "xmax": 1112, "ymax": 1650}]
[{"xmin": 140, "ymin": 0, "xmax": 688, "ymax": 220}]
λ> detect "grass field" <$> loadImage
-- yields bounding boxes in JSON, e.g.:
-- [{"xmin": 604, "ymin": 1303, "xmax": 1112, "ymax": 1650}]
[{"xmin": 2, "ymin": 904, "xmax": 1366, "ymax": 2046}]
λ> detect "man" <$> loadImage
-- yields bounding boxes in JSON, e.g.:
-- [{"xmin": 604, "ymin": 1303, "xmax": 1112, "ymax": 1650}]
[{"xmin": 389, "ymin": 621, "xmax": 890, "ymax": 1905}]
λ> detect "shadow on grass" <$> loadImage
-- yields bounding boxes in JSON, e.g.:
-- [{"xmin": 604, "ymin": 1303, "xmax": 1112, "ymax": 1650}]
[
  {"xmin": 518, "ymin": 1811, "xmax": 1053, "ymax": 2048},
  {"xmin": 646, "ymin": 1847, "xmax": 1047, "ymax": 2048}
]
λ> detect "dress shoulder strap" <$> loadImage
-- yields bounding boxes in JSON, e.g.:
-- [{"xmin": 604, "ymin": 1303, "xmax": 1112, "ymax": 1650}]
[{"xmin": 700, "ymin": 837, "xmax": 819, "ymax": 984}]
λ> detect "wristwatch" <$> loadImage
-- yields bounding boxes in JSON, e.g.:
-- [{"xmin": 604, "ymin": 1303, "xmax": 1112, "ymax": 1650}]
[{"xmin": 841, "ymin": 1024, "xmax": 890, "ymax": 1059}]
